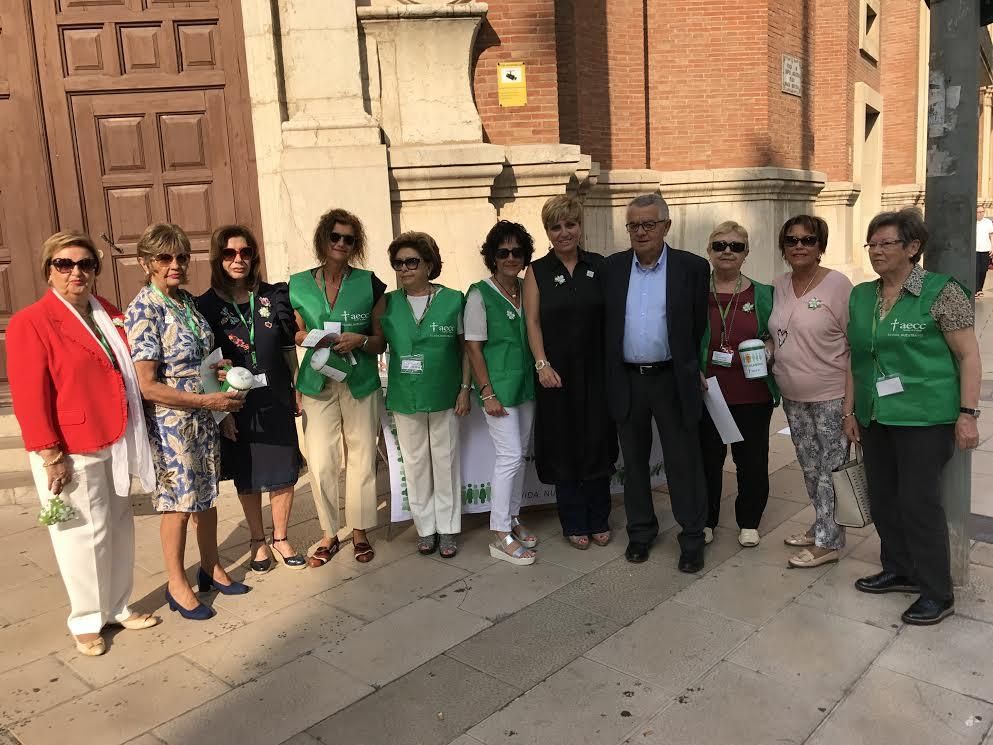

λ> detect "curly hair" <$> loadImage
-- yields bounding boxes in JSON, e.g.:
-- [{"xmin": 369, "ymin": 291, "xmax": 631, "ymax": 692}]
[
  {"xmin": 479, "ymin": 221, "xmax": 535, "ymax": 273},
  {"xmin": 313, "ymin": 208, "xmax": 367, "ymax": 265},
  {"xmin": 388, "ymin": 231, "xmax": 443, "ymax": 281}
]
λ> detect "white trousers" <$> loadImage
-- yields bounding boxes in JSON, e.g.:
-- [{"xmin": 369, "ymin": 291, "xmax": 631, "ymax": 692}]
[
  {"xmin": 29, "ymin": 448, "xmax": 135, "ymax": 635},
  {"xmin": 393, "ymin": 409, "xmax": 461, "ymax": 536},
  {"xmin": 300, "ymin": 381, "xmax": 381, "ymax": 536},
  {"xmin": 483, "ymin": 401, "xmax": 536, "ymax": 532}
]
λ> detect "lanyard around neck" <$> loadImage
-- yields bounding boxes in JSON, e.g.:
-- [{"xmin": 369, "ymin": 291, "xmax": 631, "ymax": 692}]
[
  {"xmin": 229, "ymin": 292, "xmax": 257, "ymax": 368},
  {"xmin": 318, "ymin": 266, "xmax": 350, "ymax": 317},
  {"xmin": 710, "ymin": 273, "xmax": 742, "ymax": 349},
  {"xmin": 151, "ymin": 286, "xmax": 197, "ymax": 334},
  {"xmin": 404, "ymin": 286, "xmax": 435, "ymax": 327}
]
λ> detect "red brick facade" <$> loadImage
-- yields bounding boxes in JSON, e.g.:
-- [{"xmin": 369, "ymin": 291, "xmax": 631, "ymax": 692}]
[{"xmin": 880, "ymin": 0, "xmax": 923, "ymax": 186}]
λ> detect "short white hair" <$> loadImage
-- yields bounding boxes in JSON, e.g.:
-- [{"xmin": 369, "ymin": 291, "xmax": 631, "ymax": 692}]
[{"xmin": 627, "ymin": 193, "xmax": 670, "ymax": 221}]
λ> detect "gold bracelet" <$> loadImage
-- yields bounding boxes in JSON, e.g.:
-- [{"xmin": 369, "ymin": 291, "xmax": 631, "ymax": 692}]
[
  {"xmin": 42, "ymin": 452, "xmax": 65, "ymax": 467},
  {"xmin": 841, "ymin": 412, "xmax": 854, "ymax": 420},
  {"xmin": 481, "ymin": 394, "xmax": 497, "ymax": 401}
]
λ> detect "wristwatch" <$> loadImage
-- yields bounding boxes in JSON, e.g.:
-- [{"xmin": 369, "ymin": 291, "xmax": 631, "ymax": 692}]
[
  {"xmin": 960, "ymin": 407, "xmax": 982, "ymax": 418},
  {"xmin": 535, "ymin": 359, "xmax": 549, "ymax": 371}
]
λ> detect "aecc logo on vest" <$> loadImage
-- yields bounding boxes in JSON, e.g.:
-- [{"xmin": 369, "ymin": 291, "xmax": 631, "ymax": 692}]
[
  {"xmin": 341, "ymin": 310, "xmax": 370, "ymax": 323},
  {"xmin": 888, "ymin": 318, "xmax": 928, "ymax": 338},
  {"xmin": 430, "ymin": 321, "xmax": 456, "ymax": 337}
]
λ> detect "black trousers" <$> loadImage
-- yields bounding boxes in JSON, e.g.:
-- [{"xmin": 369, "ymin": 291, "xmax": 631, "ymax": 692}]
[
  {"xmin": 616, "ymin": 367, "xmax": 707, "ymax": 552},
  {"xmin": 977, "ymin": 252, "xmax": 990, "ymax": 293},
  {"xmin": 699, "ymin": 401, "xmax": 774, "ymax": 530},
  {"xmin": 554, "ymin": 478, "xmax": 611, "ymax": 536},
  {"xmin": 861, "ymin": 421, "xmax": 955, "ymax": 602}
]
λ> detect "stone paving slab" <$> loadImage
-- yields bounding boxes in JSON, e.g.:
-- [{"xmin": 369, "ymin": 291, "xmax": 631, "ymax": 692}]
[
  {"xmin": 795, "ymin": 557, "xmax": 915, "ymax": 630},
  {"xmin": 0, "ymin": 656, "xmax": 90, "ymax": 725}
]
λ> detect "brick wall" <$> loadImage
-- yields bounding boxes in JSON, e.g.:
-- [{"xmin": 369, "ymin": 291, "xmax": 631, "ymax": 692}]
[
  {"xmin": 812, "ymin": 0, "xmax": 854, "ymax": 181},
  {"xmin": 767, "ymin": 0, "xmax": 815, "ymax": 169},
  {"xmin": 880, "ymin": 0, "xmax": 922, "ymax": 186},
  {"xmin": 472, "ymin": 0, "xmax": 560, "ymax": 144}
]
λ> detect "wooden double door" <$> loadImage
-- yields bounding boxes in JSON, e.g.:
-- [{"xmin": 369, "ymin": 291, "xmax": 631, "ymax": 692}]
[{"xmin": 0, "ymin": 0, "xmax": 261, "ymax": 400}]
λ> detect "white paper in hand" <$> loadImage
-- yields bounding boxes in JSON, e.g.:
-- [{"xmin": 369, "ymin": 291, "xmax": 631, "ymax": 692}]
[
  {"xmin": 702, "ymin": 376, "xmax": 743, "ymax": 444},
  {"xmin": 301, "ymin": 329, "xmax": 331, "ymax": 348}
]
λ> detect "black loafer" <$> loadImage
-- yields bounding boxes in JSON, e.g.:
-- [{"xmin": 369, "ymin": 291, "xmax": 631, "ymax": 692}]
[
  {"xmin": 902, "ymin": 597, "xmax": 955, "ymax": 626},
  {"xmin": 625, "ymin": 542, "xmax": 650, "ymax": 563},
  {"xmin": 855, "ymin": 571, "xmax": 919, "ymax": 594},
  {"xmin": 678, "ymin": 550, "xmax": 704, "ymax": 574}
]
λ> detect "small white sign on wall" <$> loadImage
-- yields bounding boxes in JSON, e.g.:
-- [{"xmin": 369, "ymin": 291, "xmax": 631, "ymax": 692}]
[{"xmin": 782, "ymin": 54, "xmax": 802, "ymax": 97}]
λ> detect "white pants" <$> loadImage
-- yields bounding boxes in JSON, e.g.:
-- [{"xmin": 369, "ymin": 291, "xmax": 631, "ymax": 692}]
[
  {"xmin": 483, "ymin": 401, "xmax": 535, "ymax": 532},
  {"xmin": 29, "ymin": 449, "xmax": 135, "ymax": 635},
  {"xmin": 393, "ymin": 409, "xmax": 461, "ymax": 536},
  {"xmin": 300, "ymin": 381, "xmax": 381, "ymax": 536}
]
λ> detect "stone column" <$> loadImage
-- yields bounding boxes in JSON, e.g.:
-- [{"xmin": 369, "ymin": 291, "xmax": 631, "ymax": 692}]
[
  {"xmin": 814, "ymin": 182, "xmax": 862, "ymax": 278},
  {"xmin": 276, "ymin": 0, "xmax": 393, "ymax": 279},
  {"xmin": 980, "ymin": 87, "xmax": 993, "ymax": 205},
  {"xmin": 491, "ymin": 144, "xmax": 583, "ymax": 252}
]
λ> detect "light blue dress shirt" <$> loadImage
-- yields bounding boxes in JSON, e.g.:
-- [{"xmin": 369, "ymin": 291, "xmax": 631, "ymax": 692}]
[{"xmin": 623, "ymin": 248, "xmax": 670, "ymax": 362}]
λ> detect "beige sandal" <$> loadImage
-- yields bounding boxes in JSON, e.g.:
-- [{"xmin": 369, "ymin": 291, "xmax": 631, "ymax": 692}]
[
  {"xmin": 111, "ymin": 613, "xmax": 161, "ymax": 631},
  {"xmin": 75, "ymin": 635, "xmax": 106, "ymax": 657},
  {"xmin": 784, "ymin": 531, "xmax": 815, "ymax": 547},
  {"xmin": 788, "ymin": 548, "xmax": 839, "ymax": 568}
]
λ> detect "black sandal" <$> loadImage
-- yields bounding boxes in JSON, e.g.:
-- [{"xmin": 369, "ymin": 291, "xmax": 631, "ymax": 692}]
[
  {"xmin": 417, "ymin": 534, "xmax": 439, "ymax": 555},
  {"xmin": 308, "ymin": 536, "xmax": 341, "ymax": 568},
  {"xmin": 272, "ymin": 536, "xmax": 307, "ymax": 570},
  {"xmin": 249, "ymin": 537, "xmax": 273, "ymax": 574}
]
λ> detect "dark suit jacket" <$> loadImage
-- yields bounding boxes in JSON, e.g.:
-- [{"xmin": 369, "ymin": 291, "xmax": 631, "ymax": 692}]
[{"xmin": 602, "ymin": 246, "xmax": 710, "ymax": 424}]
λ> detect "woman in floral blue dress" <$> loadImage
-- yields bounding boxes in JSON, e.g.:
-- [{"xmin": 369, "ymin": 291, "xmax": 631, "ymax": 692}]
[{"xmin": 126, "ymin": 223, "xmax": 249, "ymax": 621}]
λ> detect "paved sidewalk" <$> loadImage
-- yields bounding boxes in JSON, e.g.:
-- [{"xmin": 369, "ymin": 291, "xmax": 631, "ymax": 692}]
[{"xmin": 0, "ymin": 300, "xmax": 991, "ymax": 745}]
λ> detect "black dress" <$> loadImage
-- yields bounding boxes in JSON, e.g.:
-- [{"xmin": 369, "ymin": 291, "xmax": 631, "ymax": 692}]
[
  {"xmin": 531, "ymin": 249, "xmax": 617, "ymax": 485},
  {"xmin": 196, "ymin": 282, "xmax": 303, "ymax": 493}
]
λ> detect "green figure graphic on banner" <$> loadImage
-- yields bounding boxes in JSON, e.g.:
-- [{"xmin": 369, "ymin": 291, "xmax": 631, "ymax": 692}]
[
  {"xmin": 477, "ymin": 482, "xmax": 490, "ymax": 504},
  {"xmin": 465, "ymin": 483, "xmax": 476, "ymax": 504}
]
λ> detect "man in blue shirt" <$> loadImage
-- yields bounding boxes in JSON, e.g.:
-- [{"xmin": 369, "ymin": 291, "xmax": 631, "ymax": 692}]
[{"xmin": 601, "ymin": 194, "xmax": 710, "ymax": 571}]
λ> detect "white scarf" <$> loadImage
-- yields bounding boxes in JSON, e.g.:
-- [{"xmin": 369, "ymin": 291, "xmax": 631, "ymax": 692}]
[{"xmin": 52, "ymin": 290, "xmax": 156, "ymax": 495}]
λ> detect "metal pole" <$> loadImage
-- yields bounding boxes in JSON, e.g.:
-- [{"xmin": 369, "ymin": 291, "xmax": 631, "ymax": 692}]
[{"xmin": 923, "ymin": 0, "xmax": 979, "ymax": 586}]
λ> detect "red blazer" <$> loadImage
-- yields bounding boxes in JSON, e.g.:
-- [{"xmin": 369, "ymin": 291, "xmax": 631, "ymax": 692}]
[{"xmin": 8, "ymin": 291, "xmax": 129, "ymax": 454}]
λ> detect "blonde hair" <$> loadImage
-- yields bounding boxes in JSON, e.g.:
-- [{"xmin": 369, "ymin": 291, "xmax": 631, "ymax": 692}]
[
  {"xmin": 136, "ymin": 223, "xmax": 191, "ymax": 282},
  {"xmin": 41, "ymin": 230, "xmax": 101, "ymax": 280},
  {"xmin": 541, "ymin": 195, "xmax": 583, "ymax": 230},
  {"xmin": 707, "ymin": 221, "xmax": 749, "ymax": 249}
]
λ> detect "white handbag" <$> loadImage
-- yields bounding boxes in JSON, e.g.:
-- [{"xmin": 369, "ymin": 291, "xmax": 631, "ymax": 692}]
[{"xmin": 832, "ymin": 444, "xmax": 873, "ymax": 528}]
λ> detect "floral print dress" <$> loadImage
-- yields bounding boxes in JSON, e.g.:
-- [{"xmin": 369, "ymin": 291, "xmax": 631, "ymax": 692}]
[{"xmin": 125, "ymin": 285, "xmax": 220, "ymax": 512}]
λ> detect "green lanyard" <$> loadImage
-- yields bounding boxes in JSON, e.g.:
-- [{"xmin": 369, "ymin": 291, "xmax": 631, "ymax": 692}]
[
  {"xmin": 229, "ymin": 293, "xmax": 257, "ymax": 368},
  {"xmin": 404, "ymin": 286, "xmax": 435, "ymax": 327},
  {"xmin": 93, "ymin": 323, "xmax": 117, "ymax": 367},
  {"xmin": 318, "ymin": 266, "xmax": 350, "ymax": 317},
  {"xmin": 870, "ymin": 296, "xmax": 889, "ymax": 377},
  {"xmin": 710, "ymin": 273, "xmax": 742, "ymax": 351},
  {"xmin": 151, "ymin": 286, "xmax": 198, "ymax": 334}
]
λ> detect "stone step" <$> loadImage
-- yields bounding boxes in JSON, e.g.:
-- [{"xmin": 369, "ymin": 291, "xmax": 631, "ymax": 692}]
[
  {"xmin": 0, "ymin": 407, "xmax": 19, "ymax": 438},
  {"xmin": 0, "ymin": 434, "xmax": 28, "ymax": 472},
  {"xmin": 0, "ymin": 468, "xmax": 36, "ymax": 506}
]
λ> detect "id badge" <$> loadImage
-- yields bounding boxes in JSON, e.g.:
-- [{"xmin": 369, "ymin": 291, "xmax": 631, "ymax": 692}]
[
  {"xmin": 712, "ymin": 350, "xmax": 733, "ymax": 368},
  {"xmin": 400, "ymin": 355, "xmax": 424, "ymax": 375},
  {"xmin": 875, "ymin": 375, "xmax": 904, "ymax": 397},
  {"xmin": 252, "ymin": 373, "xmax": 269, "ymax": 388}
]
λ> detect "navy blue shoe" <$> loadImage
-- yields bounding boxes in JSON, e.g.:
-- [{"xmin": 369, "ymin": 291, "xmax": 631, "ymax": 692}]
[
  {"xmin": 165, "ymin": 589, "xmax": 215, "ymax": 621},
  {"xmin": 197, "ymin": 568, "xmax": 251, "ymax": 595}
]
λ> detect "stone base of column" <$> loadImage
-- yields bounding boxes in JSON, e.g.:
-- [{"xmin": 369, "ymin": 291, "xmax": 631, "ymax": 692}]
[
  {"xmin": 815, "ymin": 181, "xmax": 867, "ymax": 281},
  {"xmin": 881, "ymin": 184, "xmax": 925, "ymax": 210}
]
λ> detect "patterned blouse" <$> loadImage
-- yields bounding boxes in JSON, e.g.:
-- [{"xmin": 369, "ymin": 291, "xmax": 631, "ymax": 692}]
[{"xmin": 875, "ymin": 264, "xmax": 974, "ymax": 332}]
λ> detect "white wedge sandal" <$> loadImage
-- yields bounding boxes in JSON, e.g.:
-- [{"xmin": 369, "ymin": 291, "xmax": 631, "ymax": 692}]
[{"xmin": 489, "ymin": 533, "xmax": 536, "ymax": 566}]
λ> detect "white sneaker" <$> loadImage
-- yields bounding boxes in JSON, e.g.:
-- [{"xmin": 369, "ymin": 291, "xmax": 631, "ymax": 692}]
[
  {"xmin": 738, "ymin": 528, "xmax": 760, "ymax": 547},
  {"xmin": 704, "ymin": 527, "xmax": 714, "ymax": 545}
]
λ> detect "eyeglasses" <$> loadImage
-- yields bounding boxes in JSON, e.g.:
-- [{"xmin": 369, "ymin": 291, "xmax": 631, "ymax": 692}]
[
  {"xmin": 783, "ymin": 235, "xmax": 819, "ymax": 247},
  {"xmin": 864, "ymin": 239, "xmax": 906, "ymax": 251},
  {"xmin": 391, "ymin": 257, "xmax": 422, "ymax": 271},
  {"xmin": 495, "ymin": 247, "xmax": 526, "ymax": 259},
  {"xmin": 710, "ymin": 241, "xmax": 747, "ymax": 254},
  {"xmin": 221, "ymin": 247, "xmax": 255, "ymax": 261},
  {"xmin": 626, "ymin": 220, "xmax": 667, "ymax": 233},
  {"xmin": 152, "ymin": 252, "xmax": 191, "ymax": 267},
  {"xmin": 328, "ymin": 232, "xmax": 356, "ymax": 248},
  {"xmin": 51, "ymin": 257, "xmax": 98, "ymax": 274}
]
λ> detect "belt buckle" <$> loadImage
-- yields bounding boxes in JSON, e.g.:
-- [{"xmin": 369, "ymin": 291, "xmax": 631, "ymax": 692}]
[{"xmin": 638, "ymin": 364, "xmax": 653, "ymax": 375}]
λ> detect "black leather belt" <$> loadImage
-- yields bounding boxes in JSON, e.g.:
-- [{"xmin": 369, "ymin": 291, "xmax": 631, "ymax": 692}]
[{"xmin": 624, "ymin": 361, "xmax": 672, "ymax": 375}]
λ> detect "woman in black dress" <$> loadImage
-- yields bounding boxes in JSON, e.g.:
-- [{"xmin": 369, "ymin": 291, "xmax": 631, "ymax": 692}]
[
  {"xmin": 522, "ymin": 195, "xmax": 617, "ymax": 549},
  {"xmin": 197, "ymin": 225, "xmax": 306, "ymax": 572}
]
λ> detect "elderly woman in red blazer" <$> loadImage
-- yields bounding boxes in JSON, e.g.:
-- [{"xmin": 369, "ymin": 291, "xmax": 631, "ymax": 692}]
[{"xmin": 7, "ymin": 231, "xmax": 163, "ymax": 657}]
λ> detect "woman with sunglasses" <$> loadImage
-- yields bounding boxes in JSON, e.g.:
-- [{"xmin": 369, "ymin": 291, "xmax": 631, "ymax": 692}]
[
  {"xmin": 376, "ymin": 232, "xmax": 471, "ymax": 558},
  {"xmin": 767, "ymin": 215, "xmax": 853, "ymax": 568},
  {"xmin": 465, "ymin": 221, "xmax": 539, "ymax": 565},
  {"xmin": 290, "ymin": 209, "xmax": 387, "ymax": 567},
  {"xmin": 196, "ymin": 225, "xmax": 306, "ymax": 572},
  {"xmin": 126, "ymin": 223, "xmax": 249, "ymax": 621},
  {"xmin": 698, "ymin": 222, "xmax": 779, "ymax": 549},
  {"xmin": 9, "ymin": 231, "xmax": 161, "ymax": 656}
]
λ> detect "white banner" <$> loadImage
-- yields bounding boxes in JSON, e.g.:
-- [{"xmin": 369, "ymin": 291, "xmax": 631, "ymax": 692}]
[{"xmin": 382, "ymin": 405, "xmax": 667, "ymax": 523}]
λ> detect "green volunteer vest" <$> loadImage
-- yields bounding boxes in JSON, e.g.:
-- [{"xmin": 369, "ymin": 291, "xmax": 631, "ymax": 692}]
[
  {"xmin": 472, "ymin": 280, "xmax": 535, "ymax": 407},
  {"xmin": 381, "ymin": 286, "xmax": 463, "ymax": 414},
  {"xmin": 848, "ymin": 272, "xmax": 962, "ymax": 427},
  {"xmin": 288, "ymin": 267, "xmax": 380, "ymax": 399},
  {"xmin": 698, "ymin": 277, "xmax": 780, "ymax": 404}
]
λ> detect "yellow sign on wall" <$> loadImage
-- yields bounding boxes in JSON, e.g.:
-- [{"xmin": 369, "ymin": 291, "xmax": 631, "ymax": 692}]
[{"xmin": 497, "ymin": 62, "xmax": 527, "ymax": 107}]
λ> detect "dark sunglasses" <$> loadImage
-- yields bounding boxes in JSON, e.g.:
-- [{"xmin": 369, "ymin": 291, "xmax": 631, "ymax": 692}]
[
  {"xmin": 152, "ymin": 252, "xmax": 191, "ymax": 267},
  {"xmin": 783, "ymin": 235, "xmax": 819, "ymax": 247},
  {"xmin": 495, "ymin": 247, "xmax": 526, "ymax": 259},
  {"xmin": 391, "ymin": 257, "xmax": 423, "ymax": 271},
  {"xmin": 51, "ymin": 257, "xmax": 98, "ymax": 274},
  {"xmin": 328, "ymin": 231, "xmax": 356, "ymax": 248},
  {"xmin": 710, "ymin": 241, "xmax": 747, "ymax": 254},
  {"xmin": 221, "ymin": 247, "xmax": 255, "ymax": 261}
]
